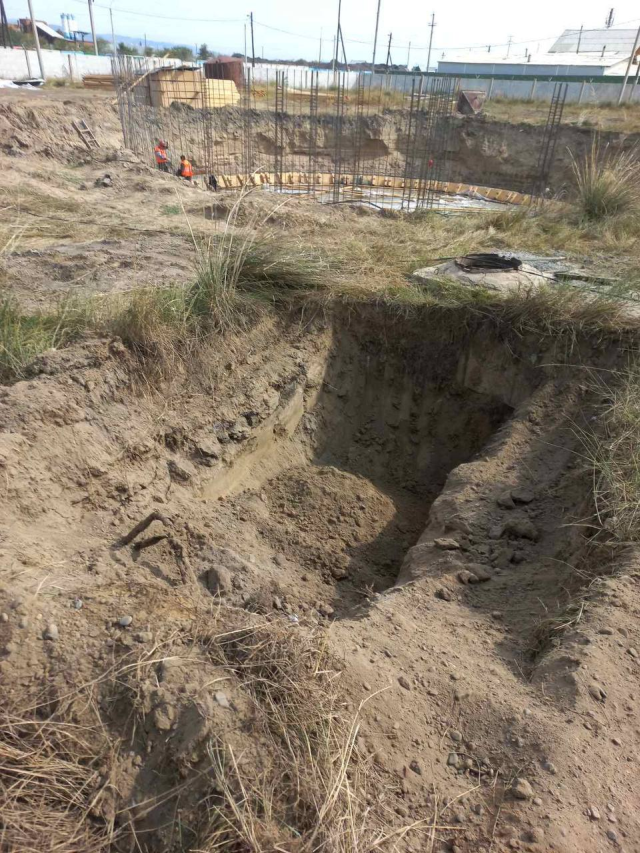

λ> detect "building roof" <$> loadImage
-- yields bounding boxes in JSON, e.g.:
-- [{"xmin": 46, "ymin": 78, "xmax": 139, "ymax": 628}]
[
  {"xmin": 35, "ymin": 20, "xmax": 70, "ymax": 40},
  {"xmin": 439, "ymin": 51, "xmax": 629, "ymax": 68},
  {"xmin": 550, "ymin": 28, "xmax": 638, "ymax": 54}
]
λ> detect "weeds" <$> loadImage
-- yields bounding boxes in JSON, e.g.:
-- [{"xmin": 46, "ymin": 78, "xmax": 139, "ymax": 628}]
[
  {"xmin": 196, "ymin": 621, "xmax": 380, "ymax": 853},
  {"xmin": 571, "ymin": 139, "xmax": 640, "ymax": 221},
  {"xmin": 585, "ymin": 363, "xmax": 640, "ymax": 543}
]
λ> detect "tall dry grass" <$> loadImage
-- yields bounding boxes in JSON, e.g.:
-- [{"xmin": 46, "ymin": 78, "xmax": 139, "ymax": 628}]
[{"xmin": 571, "ymin": 139, "xmax": 640, "ymax": 221}]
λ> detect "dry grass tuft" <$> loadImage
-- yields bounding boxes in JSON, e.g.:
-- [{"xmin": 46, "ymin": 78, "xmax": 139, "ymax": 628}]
[
  {"xmin": 0, "ymin": 712, "xmax": 115, "ymax": 852},
  {"xmin": 583, "ymin": 362, "xmax": 640, "ymax": 543},
  {"xmin": 571, "ymin": 139, "xmax": 640, "ymax": 221},
  {"xmin": 195, "ymin": 621, "xmax": 383, "ymax": 853}
]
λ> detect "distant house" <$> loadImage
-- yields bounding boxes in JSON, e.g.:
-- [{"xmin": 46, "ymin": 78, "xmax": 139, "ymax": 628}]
[{"xmin": 18, "ymin": 18, "xmax": 70, "ymax": 44}]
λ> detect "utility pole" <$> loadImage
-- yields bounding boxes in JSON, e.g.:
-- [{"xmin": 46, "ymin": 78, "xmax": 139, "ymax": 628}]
[
  {"xmin": 319, "ymin": 27, "xmax": 322, "ymax": 63},
  {"xmin": 406, "ymin": 40, "xmax": 411, "ymax": 69},
  {"xmin": 332, "ymin": 36, "xmax": 336, "ymax": 72},
  {"xmin": 506, "ymin": 35, "xmax": 512, "ymax": 58},
  {"xmin": 371, "ymin": 0, "xmax": 381, "ymax": 73},
  {"xmin": 618, "ymin": 22, "xmax": 640, "ymax": 104},
  {"xmin": 87, "ymin": 0, "xmax": 98, "ymax": 55},
  {"xmin": 576, "ymin": 24, "xmax": 583, "ymax": 54},
  {"xmin": 385, "ymin": 31, "xmax": 392, "ymax": 72},
  {"xmin": 629, "ymin": 51, "xmax": 640, "ymax": 101},
  {"xmin": 110, "ymin": 6, "xmax": 117, "ymax": 57},
  {"xmin": 339, "ymin": 24, "xmax": 349, "ymax": 70},
  {"xmin": 0, "ymin": 0, "xmax": 12, "ymax": 48},
  {"xmin": 250, "ymin": 12, "xmax": 255, "ymax": 67},
  {"xmin": 26, "ymin": 0, "xmax": 45, "ymax": 79},
  {"xmin": 144, "ymin": 33, "xmax": 147, "ymax": 54},
  {"xmin": 334, "ymin": 0, "xmax": 342, "ymax": 72},
  {"xmin": 244, "ymin": 23, "xmax": 247, "ymax": 65},
  {"xmin": 426, "ymin": 13, "xmax": 435, "ymax": 73},
  {"xmin": 605, "ymin": 7, "xmax": 614, "ymax": 28}
]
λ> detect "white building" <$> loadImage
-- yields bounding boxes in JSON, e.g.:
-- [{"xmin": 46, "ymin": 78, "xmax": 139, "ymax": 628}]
[{"xmin": 437, "ymin": 51, "xmax": 632, "ymax": 77}]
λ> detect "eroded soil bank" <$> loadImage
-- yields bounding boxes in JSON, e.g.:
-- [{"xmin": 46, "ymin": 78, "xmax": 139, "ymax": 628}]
[{"xmin": 2, "ymin": 302, "xmax": 638, "ymax": 852}]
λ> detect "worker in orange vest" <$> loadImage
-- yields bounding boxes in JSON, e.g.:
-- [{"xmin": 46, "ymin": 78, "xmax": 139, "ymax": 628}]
[
  {"xmin": 177, "ymin": 155, "xmax": 194, "ymax": 182},
  {"xmin": 154, "ymin": 140, "xmax": 170, "ymax": 172}
]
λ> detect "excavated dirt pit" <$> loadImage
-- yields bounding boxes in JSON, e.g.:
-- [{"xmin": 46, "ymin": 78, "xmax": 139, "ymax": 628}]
[
  {"xmin": 2, "ymin": 306, "xmax": 638, "ymax": 853},
  {"xmin": 196, "ymin": 320, "xmax": 515, "ymax": 619}
]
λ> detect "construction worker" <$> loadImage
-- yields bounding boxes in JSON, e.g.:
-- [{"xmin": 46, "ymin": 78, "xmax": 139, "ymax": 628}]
[
  {"xmin": 177, "ymin": 155, "xmax": 193, "ymax": 182},
  {"xmin": 154, "ymin": 140, "xmax": 170, "ymax": 172}
]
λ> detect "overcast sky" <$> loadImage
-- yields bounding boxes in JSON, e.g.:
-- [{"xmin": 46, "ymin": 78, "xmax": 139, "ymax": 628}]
[{"xmin": 7, "ymin": 0, "xmax": 640, "ymax": 62}]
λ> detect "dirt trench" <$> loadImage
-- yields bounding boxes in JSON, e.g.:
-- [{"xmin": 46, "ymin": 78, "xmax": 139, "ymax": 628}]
[{"xmin": 1, "ymin": 305, "xmax": 638, "ymax": 852}]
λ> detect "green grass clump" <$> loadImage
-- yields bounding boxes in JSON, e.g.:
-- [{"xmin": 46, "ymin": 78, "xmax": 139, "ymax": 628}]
[{"xmin": 0, "ymin": 298, "xmax": 87, "ymax": 382}]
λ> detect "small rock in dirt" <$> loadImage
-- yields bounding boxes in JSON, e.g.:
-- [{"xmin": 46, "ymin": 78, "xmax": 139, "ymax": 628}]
[
  {"xmin": 512, "ymin": 778, "xmax": 534, "ymax": 800},
  {"xmin": 43, "ymin": 623, "xmax": 59, "ymax": 641},
  {"xmin": 195, "ymin": 436, "xmax": 220, "ymax": 460},
  {"xmin": 215, "ymin": 691, "xmax": 231, "ymax": 709},
  {"xmin": 588, "ymin": 683, "xmax": 607, "ymax": 702},
  {"xmin": 607, "ymin": 830, "xmax": 618, "ymax": 842},
  {"xmin": 0, "ymin": 613, "xmax": 7, "ymax": 622},
  {"xmin": 542, "ymin": 760, "xmax": 557, "ymax": 774},
  {"xmin": 511, "ymin": 488, "xmax": 535, "ymax": 504},
  {"xmin": 449, "ymin": 730, "xmax": 463, "ymax": 742},
  {"xmin": 119, "ymin": 615, "xmax": 133, "ymax": 628},
  {"xmin": 533, "ymin": 797, "xmax": 543, "ymax": 806},
  {"xmin": 73, "ymin": 598, "xmax": 83, "ymax": 610},
  {"xmin": 395, "ymin": 804, "xmax": 408, "ymax": 818},
  {"xmin": 434, "ymin": 537, "xmax": 460, "ymax": 550},
  {"xmin": 588, "ymin": 805, "xmax": 601, "ymax": 821},
  {"xmin": 136, "ymin": 631, "xmax": 153, "ymax": 643},
  {"xmin": 611, "ymin": 736, "xmax": 622, "ymax": 746},
  {"xmin": 409, "ymin": 759, "xmax": 422, "ymax": 775},
  {"xmin": 435, "ymin": 587, "xmax": 452, "ymax": 601},
  {"xmin": 468, "ymin": 565, "xmax": 491, "ymax": 583},
  {"xmin": 497, "ymin": 491, "xmax": 516, "ymax": 509},
  {"xmin": 18, "ymin": 617, "xmax": 28, "ymax": 629},
  {"xmin": 472, "ymin": 803, "xmax": 484, "ymax": 816},
  {"xmin": 491, "ymin": 610, "xmax": 503, "ymax": 620},
  {"xmin": 398, "ymin": 675, "xmax": 412, "ymax": 691},
  {"xmin": 457, "ymin": 570, "xmax": 476, "ymax": 585},
  {"xmin": 167, "ymin": 458, "xmax": 196, "ymax": 483},
  {"xmin": 526, "ymin": 827, "xmax": 545, "ymax": 843},
  {"xmin": 447, "ymin": 752, "xmax": 460, "ymax": 768},
  {"xmin": 228, "ymin": 419, "xmax": 251, "ymax": 441},
  {"xmin": 598, "ymin": 627, "xmax": 614, "ymax": 635},
  {"xmin": 501, "ymin": 517, "xmax": 540, "ymax": 541},
  {"xmin": 273, "ymin": 596, "xmax": 282, "ymax": 610},
  {"xmin": 627, "ymin": 647, "xmax": 638, "ymax": 658},
  {"xmin": 318, "ymin": 603, "xmax": 334, "ymax": 618},
  {"xmin": 329, "ymin": 562, "xmax": 349, "ymax": 580}
]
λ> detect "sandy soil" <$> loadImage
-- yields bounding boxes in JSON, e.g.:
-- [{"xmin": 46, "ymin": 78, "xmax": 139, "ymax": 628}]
[{"xmin": 0, "ymin": 90, "xmax": 639, "ymax": 853}]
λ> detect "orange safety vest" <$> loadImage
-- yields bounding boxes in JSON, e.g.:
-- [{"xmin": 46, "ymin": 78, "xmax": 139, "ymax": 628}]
[
  {"xmin": 154, "ymin": 145, "xmax": 167, "ymax": 163},
  {"xmin": 181, "ymin": 159, "xmax": 193, "ymax": 178}
]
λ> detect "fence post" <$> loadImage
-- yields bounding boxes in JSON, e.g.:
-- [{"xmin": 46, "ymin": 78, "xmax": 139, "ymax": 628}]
[
  {"xmin": 487, "ymin": 77, "xmax": 494, "ymax": 100},
  {"xmin": 67, "ymin": 54, "xmax": 74, "ymax": 82},
  {"xmin": 578, "ymin": 80, "xmax": 586, "ymax": 104},
  {"xmin": 23, "ymin": 46, "xmax": 32, "ymax": 78},
  {"xmin": 529, "ymin": 79, "xmax": 537, "ymax": 101}
]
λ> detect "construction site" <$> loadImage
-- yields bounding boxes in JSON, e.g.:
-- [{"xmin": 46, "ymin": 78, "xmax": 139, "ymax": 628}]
[
  {"xmin": 1, "ymin": 56, "xmax": 640, "ymax": 853},
  {"xmin": 114, "ymin": 56, "xmax": 564, "ymax": 208}
]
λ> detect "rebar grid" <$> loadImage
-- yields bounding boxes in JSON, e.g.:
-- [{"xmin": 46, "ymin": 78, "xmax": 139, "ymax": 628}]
[{"xmin": 113, "ymin": 58, "xmax": 556, "ymax": 210}]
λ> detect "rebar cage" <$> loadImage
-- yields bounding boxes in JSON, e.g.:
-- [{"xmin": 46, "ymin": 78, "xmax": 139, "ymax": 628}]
[{"xmin": 113, "ymin": 56, "xmax": 463, "ymax": 211}]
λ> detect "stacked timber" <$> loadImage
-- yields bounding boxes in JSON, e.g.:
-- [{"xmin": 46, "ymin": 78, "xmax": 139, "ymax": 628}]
[{"xmin": 83, "ymin": 75, "xmax": 115, "ymax": 90}]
